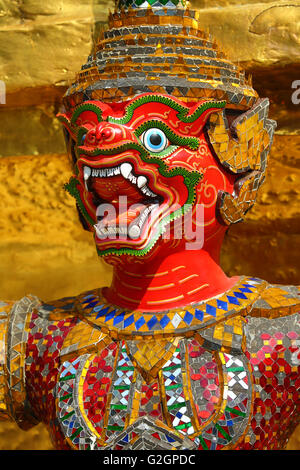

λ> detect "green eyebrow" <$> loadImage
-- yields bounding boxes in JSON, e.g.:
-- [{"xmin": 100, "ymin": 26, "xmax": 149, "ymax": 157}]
[
  {"xmin": 70, "ymin": 102, "xmax": 103, "ymax": 125},
  {"xmin": 58, "ymin": 96, "xmax": 226, "ymax": 136},
  {"xmin": 108, "ymin": 95, "xmax": 226, "ymax": 125},
  {"xmin": 135, "ymin": 120, "xmax": 199, "ymax": 151}
]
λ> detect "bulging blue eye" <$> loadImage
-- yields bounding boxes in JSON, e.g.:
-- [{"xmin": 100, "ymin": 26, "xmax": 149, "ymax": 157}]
[
  {"xmin": 141, "ymin": 128, "xmax": 168, "ymax": 153},
  {"xmin": 81, "ymin": 133, "xmax": 87, "ymax": 145}
]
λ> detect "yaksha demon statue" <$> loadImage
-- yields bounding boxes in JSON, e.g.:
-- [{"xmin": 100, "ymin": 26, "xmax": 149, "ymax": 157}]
[{"xmin": 0, "ymin": 0, "xmax": 299, "ymax": 451}]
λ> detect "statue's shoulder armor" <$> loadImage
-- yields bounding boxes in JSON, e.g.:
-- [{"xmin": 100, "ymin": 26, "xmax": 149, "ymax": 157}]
[
  {"xmin": 0, "ymin": 300, "xmax": 17, "ymax": 421},
  {"xmin": 249, "ymin": 281, "xmax": 300, "ymax": 319},
  {"xmin": 0, "ymin": 296, "xmax": 41, "ymax": 428},
  {"xmin": 244, "ymin": 280, "xmax": 300, "ymax": 373},
  {"xmin": 0, "ymin": 292, "xmax": 98, "ymax": 429},
  {"xmin": 20, "ymin": 290, "xmax": 110, "ymax": 430},
  {"xmin": 33, "ymin": 289, "xmax": 108, "ymax": 361}
]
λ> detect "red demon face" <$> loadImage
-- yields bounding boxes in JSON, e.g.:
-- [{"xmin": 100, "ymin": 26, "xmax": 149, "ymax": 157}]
[{"xmin": 58, "ymin": 94, "xmax": 236, "ymax": 263}]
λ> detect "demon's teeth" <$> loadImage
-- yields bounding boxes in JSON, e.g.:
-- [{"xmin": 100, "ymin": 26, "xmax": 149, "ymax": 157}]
[
  {"xmin": 85, "ymin": 162, "xmax": 158, "ymax": 199},
  {"xmin": 137, "ymin": 204, "xmax": 158, "ymax": 228},
  {"xmin": 128, "ymin": 224, "xmax": 141, "ymax": 239},
  {"xmin": 94, "ymin": 224, "xmax": 128, "ymax": 237},
  {"xmin": 137, "ymin": 175, "xmax": 147, "ymax": 188},
  {"xmin": 120, "ymin": 162, "xmax": 133, "ymax": 179},
  {"xmin": 94, "ymin": 224, "xmax": 105, "ymax": 238},
  {"xmin": 94, "ymin": 202, "xmax": 160, "ymax": 241},
  {"xmin": 127, "ymin": 173, "xmax": 137, "ymax": 185},
  {"xmin": 140, "ymin": 185, "xmax": 157, "ymax": 198},
  {"xmin": 84, "ymin": 166, "xmax": 91, "ymax": 181},
  {"xmin": 117, "ymin": 226, "xmax": 128, "ymax": 235}
]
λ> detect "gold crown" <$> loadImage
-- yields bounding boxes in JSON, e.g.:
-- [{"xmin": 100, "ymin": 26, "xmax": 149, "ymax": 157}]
[{"xmin": 63, "ymin": 1, "xmax": 258, "ymax": 110}]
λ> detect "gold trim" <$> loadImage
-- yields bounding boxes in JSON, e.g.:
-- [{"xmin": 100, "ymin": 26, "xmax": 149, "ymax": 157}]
[{"xmin": 78, "ymin": 355, "xmax": 102, "ymax": 439}]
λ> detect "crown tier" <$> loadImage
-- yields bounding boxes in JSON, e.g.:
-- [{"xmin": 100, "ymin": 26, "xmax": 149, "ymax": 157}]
[{"xmin": 63, "ymin": 5, "xmax": 257, "ymax": 110}]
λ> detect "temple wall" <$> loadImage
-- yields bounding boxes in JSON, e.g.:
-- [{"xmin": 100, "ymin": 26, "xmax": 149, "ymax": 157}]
[{"xmin": 0, "ymin": 0, "xmax": 299, "ymax": 449}]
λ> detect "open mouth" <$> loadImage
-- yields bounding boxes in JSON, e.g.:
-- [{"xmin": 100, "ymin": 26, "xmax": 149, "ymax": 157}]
[{"xmin": 83, "ymin": 161, "xmax": 165, "ymax": 243}]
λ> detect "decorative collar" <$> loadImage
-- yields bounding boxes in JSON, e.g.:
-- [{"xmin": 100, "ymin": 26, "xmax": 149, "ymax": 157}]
[{"xmin": 74, "ymin": 276, "xmax": 266, "ymax": 339}]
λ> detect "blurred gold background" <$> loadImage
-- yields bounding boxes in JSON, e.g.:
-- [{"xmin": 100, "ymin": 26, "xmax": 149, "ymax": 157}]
[{"xmin": 0, "ymin": 0, "xmax": 299, "ymax": 450}]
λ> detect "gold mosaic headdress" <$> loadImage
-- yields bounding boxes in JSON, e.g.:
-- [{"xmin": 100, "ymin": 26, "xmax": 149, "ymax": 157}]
[{"xmin": 63, "ymin": 0, "xmax": 258, "ymax": 111}]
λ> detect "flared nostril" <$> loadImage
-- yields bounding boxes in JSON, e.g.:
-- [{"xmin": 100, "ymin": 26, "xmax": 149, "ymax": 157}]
[
  {"xmin": 95, "ymin": 124, "xmax": 114, "ymax": 142},
  {"xmin": 101, "ymin": 128, "xmax": 113, "ymax": 140}
]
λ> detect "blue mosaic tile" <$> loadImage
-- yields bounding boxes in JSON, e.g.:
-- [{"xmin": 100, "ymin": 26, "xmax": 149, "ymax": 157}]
[
  {"xmin": 206, "ymin": 304, "xmax": 216, "ymax": 317},
  {"xmin": 83, "ymin": 301, "xmax": 99, "ymax": 310},
  {"xmin": 216, "ymin": 299, "xmax": 228, "ymax": 311},
  {"xmin": 227, "ymin": 295, "xmax": 240, "ymax": 306},
  {"xmin": 135, "ymin": 316, "xmax": 146, "ymax": 330},
  {"xmin": 195, "ymin": 309, "xmax": 204, "ymax": 321},
  {"xmin": 113, "ymin": 311, "xmax": 125, "ymax": 326},
  {"xmin": 124, "ymin": 314, "xmax": 135, "ymax": 328},
  {"xmin": 160, "ymin": 315, "xmax": 170, "ymax": 327},
  {"xmin": 95, "ymin": 306, "xmax": 111, "ymax": 318},
  {"xmin": 119, "ymin": 434, "xmax": 129, "ymax": 444},
  {"xmin": 233, "ymin": 291, "xmax": 247, "ymax": 300},
  {"xmin": 183, "ymin": 310, "xmax": 193, "ymax": 325},
  {"xmin": 239, "ymin": 287, "xmax": 253, "ymax": 293},
  {"xmin": 147, "ymin": 316, "xmax": 158, "ymax": 329},
  {"xmin": 82, "ymin": 295, "xmax": 97, "ymax": 302},
  {"xmin": 105, "ymin": 309, "xmax": 118, "ymax": 322},
  {"xmin": 242, "ymin": 283, "xmax": 255, "ymax": 289}
]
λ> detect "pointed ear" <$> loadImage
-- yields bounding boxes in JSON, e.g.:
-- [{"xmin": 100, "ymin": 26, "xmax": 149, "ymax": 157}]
[
  {"xmin": 207, "ymin": 98, "xmax": 276, "ymax": 174},
  {"xmin": 211, "ymin": 98, "xmax": 277, "ymax": 226},
  {"xmin": 57, "ymin": 111, "xmax": 77, "ymax": 140},
  {"xmin": 185, "ymin": 99, "xmax": 226, "ymax": 136},
  {"xmin": 63, "ymin": 127, "xmax": 78, "ymax": 167}
]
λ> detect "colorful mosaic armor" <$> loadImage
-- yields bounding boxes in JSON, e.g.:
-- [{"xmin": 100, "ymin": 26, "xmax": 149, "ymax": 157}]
[{"xmin": 0, "ymin": 0, "xmax": 299, "ymax": 451}]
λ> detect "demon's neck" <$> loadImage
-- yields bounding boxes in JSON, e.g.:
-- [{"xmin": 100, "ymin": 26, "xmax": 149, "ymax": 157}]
[{"xmin": 103, "ymin": 232, "xmax": 239, "ymax": 312}]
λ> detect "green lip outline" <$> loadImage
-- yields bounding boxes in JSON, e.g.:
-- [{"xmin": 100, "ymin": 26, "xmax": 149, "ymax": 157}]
[{"xmin": 65, "ymin": 141, "xmax": 202, "ymax": 257}]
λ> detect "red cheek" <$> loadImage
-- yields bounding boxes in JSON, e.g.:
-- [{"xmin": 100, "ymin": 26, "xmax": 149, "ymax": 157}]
[
  {"xmin": 165, "ymin": 134, "xmax": 236, "ymax": 198},
  {"xmin": 163, "ymin": 134, "xmax": 236, "ymax": 238}
]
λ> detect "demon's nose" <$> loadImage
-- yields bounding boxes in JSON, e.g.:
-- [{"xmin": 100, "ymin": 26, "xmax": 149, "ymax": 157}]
[{"xmin": 94, "ymin": 122, "xmax": 124, "ymax": 145}]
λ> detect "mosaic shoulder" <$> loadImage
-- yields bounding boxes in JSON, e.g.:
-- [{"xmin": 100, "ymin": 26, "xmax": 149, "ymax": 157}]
[
  {"xmin": 0, "ymin": 300, "xmax": 16, "ymax": 420},
  {"xmin": 249, "ymin": 283, "xmax": 300, "ymax": 319},
  {"xmin": 0, "ymin": 296, "xmax": 41, "ymax": 428},
  {"xmin": 242, "ymin": 309, "xmax": 300, "ymax": 449}
]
